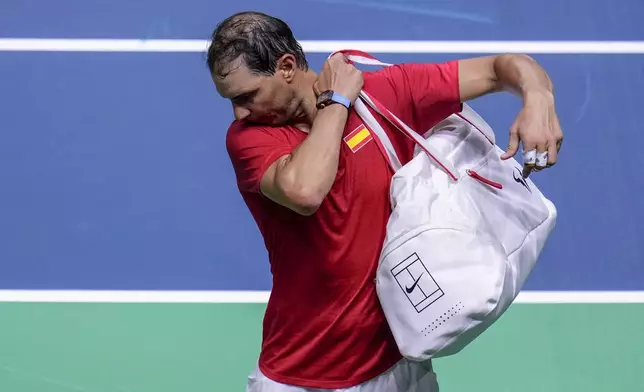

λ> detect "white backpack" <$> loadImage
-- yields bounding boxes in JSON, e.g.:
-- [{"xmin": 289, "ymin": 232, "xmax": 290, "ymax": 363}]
[{"xmin": 341, "ymin": 50, "xmax": 558, "ymax": 361}]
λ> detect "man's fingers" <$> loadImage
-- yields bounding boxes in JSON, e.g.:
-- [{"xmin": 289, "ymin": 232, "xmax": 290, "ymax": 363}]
[
  {"xmin": 522, "ymin": 147, "xmax": 536, "ymax": 165},
  {"xmin": 329, "ymin": 52, "xmax": 349, "ymax": 66},
  {"xmin": 534, "ymin": 142, "xmax": 548, "ymax": 169},
  {"xmin": 329, "ymin": 52, "xmax": 345, "ymax": 62},
  {"xmin": 521, "ymin": 135, "xmax": 538, "ymax": 178},
  {"xmin": 546, "ymin": 139, "xmax": 558, "ymax": 167},
  {"xmin": 555, "ymin": 135, "xmax": 564, "ymax": 155},
  {"xmin": 501, "ymin": 123, "xmax": 521, "ymax": 160},
  {"xmin": 522, "ymin": 149, "xmax": 537, "ymax": 178}
]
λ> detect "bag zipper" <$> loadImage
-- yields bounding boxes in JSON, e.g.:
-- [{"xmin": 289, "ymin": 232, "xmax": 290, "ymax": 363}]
[{"xmin": 466, "ymin": 169, "xmax": 503, "ymax": 190}]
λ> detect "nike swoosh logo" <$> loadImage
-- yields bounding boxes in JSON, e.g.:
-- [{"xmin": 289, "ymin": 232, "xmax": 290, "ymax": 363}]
[
  {"xmin": 513, "ymin": 168, "xmax": 531, "ymax": 192},
  {"xmin": 406, "ymin": 273, "xmax": 424, "ymax": 293}
]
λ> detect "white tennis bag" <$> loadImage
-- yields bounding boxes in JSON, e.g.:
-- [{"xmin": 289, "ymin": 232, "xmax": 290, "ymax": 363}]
[{"xmin": 341, "ymin": 50, "xmax": 558, "ymax": 361}]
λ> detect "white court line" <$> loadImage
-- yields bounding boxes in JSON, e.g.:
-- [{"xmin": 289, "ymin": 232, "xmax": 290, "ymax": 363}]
[
  {"xmin": 0, "ymin": 290, "xmax": 271, "ymax": 303},
  {"xmin": 0, "ymin": 39, "xmax": 643, "ymax": 53},
  {"xmin": 0, "ymin": 290, "xmax": 643, "ymax": 304}
]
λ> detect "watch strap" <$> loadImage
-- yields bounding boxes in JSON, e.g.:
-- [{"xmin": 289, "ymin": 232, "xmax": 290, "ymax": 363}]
[{"xmin": 331, "ymin": 92, "xmax": 351, "ymax": 109}]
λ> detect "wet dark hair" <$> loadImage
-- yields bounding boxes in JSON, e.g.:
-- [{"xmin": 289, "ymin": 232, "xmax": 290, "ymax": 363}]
[{"xmin": 206, "ymin": 11, "xmax": 309, "ymax": 78}]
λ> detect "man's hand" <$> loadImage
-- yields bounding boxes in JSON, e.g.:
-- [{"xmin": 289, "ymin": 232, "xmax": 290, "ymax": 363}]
[
  {"xmin": 258, "ymin": 55, "xmax": 364, "ymax": 216},
  {"xmin": 501, "ymin": 92, "xmax": 564, "ymax": 178},
  {"xmin": 313, "ymin": 53, "xmax": 364, "ymax": 102},
  {"xmin": 458, "ymin": 54, "xmax": 564, "ymax": 177}
]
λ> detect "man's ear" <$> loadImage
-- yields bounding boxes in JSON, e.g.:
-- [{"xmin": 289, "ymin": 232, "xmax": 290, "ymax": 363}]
[{"xmin": 277, "ymin": 54, "xmax": 297, "ymax": 83}]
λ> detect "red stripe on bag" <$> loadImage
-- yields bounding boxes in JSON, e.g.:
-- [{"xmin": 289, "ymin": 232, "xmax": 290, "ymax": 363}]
[
  {"xmin": 329, "ymin": 49, "xmax": 379, "ymax": 64},
  {"xmin": 466, "ymin": 170, "xmax": 503, "ymax": 189}
]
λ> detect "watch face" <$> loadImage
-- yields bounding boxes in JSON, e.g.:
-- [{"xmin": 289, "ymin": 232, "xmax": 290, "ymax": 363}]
[
  {"xmin": 316, "ymin": 90, "xmax": 334, "ymax": 108},
  {"xmin": 319, "ymin": 90, "xmax": 333, "ymax": 100}
]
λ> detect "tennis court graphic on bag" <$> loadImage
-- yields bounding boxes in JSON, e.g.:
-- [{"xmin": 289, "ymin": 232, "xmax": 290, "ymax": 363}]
[
  {"xmin": 336, "ymin": 50, "xmax": 558, "ymax": 362},
  {"xmin": 391, "ymin": 252, "xmax": 444, "ymax": 313}
]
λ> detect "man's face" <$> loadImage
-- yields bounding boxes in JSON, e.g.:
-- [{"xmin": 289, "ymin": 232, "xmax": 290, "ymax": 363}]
[{"xmin": 214, "ymin": 58, "xmax": 298, "ymax": 126}]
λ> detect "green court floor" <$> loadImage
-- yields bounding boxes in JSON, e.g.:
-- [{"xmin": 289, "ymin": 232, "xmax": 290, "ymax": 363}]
[{"xmin": 0, "ymin": 302, "xmax": 641, "ymax": 391}]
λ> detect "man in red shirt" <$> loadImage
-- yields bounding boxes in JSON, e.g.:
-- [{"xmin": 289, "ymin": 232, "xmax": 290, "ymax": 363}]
[{"xmin": 207, "ymin": 11, "xmax": 563, "ymax": 392}]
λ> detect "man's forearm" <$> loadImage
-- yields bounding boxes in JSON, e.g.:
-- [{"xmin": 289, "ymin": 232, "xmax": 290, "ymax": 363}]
[
  {"xmin": 261, "ymin": 52, "xmax": 363, "ymax": 215},
  {"xmin": 275, "ymin": 105, "xmax": 347, "ymax": 208}
]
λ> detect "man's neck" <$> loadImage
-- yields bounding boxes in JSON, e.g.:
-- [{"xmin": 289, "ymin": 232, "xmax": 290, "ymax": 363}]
[{"xmin": 291, "ymin": 71, "xmax": 319, "ymax": 132}]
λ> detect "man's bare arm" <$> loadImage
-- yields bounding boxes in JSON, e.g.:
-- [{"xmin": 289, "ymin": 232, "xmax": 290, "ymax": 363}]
[
  {"xmin": 260, "ymin": 105, "xmax": 349, "ymax": 216},
  {"xmin": 259, "ymin": 54, "xmax": 363, "ymax": 216},
  {"xmin": 458, "ymin": 54, "xmax": 553, "ymax": 102},
  {"xmin": 457, "ymin": 54, "xmax": 563, "ymax": 171}
]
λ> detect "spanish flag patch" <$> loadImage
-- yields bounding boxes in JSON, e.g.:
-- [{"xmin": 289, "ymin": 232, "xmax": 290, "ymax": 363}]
[{"xmin": 344, "ymin": 124, "xmax": 372, "ymax": 152}]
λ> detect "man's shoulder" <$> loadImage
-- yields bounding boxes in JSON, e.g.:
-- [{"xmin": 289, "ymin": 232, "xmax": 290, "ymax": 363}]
[
  {"xmin": 361, "ymin": 63, "xmax": 414, "ymax": 95},
  {"xmin": 225, "ymin": 120, "xmax": 300, "ymax": 137},
  {"xmin": 359, "ymin": 66, "xmax": 411, "ymax": 110},
  {"xmin": 225, "ymin": 120, "xmax": 260, "ymax": 153},
  {"xmin": 362, "ymin": 66, "xmax": 394, "ymax": 85},
  {"xmin": 225, "ymin": 120, "xmax": 290, "ymax": 146},
  {"xmin": 362, "ymin": 63, "xmax": 412, "ymax": 80},
  {"xmin": 226, "ymin": 120, "xmax": 266, "ymax": 137},
  {"xmin": 362, "ymin": 60, "xmax": 459, "ymax": 86},
  {"xmin": 225, "ymin": 120, "xmax": 301, "ymax": 163}
]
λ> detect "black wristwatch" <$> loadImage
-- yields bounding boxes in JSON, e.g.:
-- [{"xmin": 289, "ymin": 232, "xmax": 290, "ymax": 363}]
[{"xmin": 316, "ymin": 90, "xmax": 351, "ymax": 110}]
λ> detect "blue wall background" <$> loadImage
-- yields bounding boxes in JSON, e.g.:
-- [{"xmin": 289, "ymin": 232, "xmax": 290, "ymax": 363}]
[{"xmin": 1, "ymin": 0, "xmax": 643, "ymax": 291}]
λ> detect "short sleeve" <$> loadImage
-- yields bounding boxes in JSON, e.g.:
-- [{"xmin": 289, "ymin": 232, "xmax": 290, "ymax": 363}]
[
  {"xmin": 379, "ymin": 60, "xmax": 462, "ymax": 132},
  {"xmin": 225, "ymin": 122, "xmax": 296, "ymax": 193}
]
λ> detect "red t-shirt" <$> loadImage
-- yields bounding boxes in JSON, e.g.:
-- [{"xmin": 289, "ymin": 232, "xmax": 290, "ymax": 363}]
[{"xmin": 226, "ymin": 61, "xmax": 462, "ymax": 389}]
